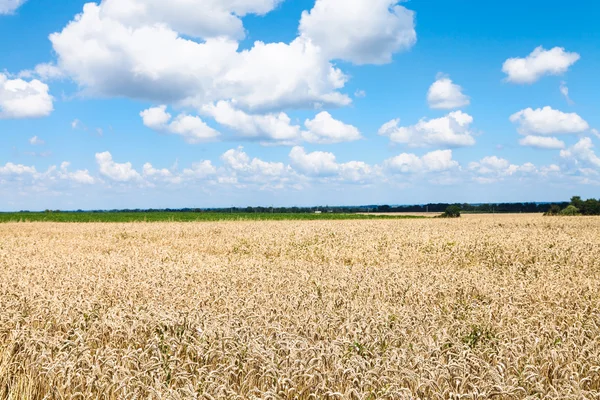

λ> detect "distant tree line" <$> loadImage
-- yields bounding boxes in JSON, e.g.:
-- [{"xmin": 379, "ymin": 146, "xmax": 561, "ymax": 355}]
[
  {"xmin": 14, "ymin": 202, "xmax": 577, "ymax": 215},
  {"xmin": 545, "ymin": 196, "xmax": 600, "ymax": 216}
]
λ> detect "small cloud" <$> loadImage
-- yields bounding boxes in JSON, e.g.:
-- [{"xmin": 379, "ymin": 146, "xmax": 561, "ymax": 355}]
[
  {"xmin": 560, "ymin": 81, "xmax": 573, "ymax": 105},
  {"xmin": 96, "ymin": 128, "xmax": 103, "ymax": 136},
  {"xmin": 71, "ymin": 119, "xmax": 83, "ymax": 130},
  {"xmin": 354, "ymin": 90, "xmax": 366, "ymax": 98},
  {"xmin": 29, "ymin": 136, "xmax": 45, "ymax": 146}
]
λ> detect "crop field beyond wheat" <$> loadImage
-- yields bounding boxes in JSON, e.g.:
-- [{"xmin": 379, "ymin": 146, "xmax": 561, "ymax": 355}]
[{"xmin": 1, "ymin": 215, "xmax": 599, "ymax": 399}]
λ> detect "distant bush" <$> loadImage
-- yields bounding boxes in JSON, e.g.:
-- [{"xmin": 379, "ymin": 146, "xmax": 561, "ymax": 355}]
[
  {"xmin": 440, "ymin": 205, "xmax": 461, "ymax": 218},
  {"xmin": 560, "ymin": 205, "xmax": 580, "ymax": 216}
]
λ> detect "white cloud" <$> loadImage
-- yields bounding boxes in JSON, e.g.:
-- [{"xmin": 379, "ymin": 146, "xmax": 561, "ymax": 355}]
[
  {"xmin": 98, "ymin": 0, "xmax": 283, "ymax": 41},
  {"xmin": 29, "ymin": 136, "xmax": 45, "ymax": 146},
  {"xmin": 95, "ymin": 151, "xmax": 142, "ymax": 182},
  {"xmin": 427, "ymin": 75, "xmax": 470, "ymax": 109},
  {"xmin": 201, "ymin": 101, "xmax": 300, "ymax": 143},
  {"xmin": 502, "ymin": 46, "xmax": 580, "ymax": 84},
  {"xmin": 0, "ymin": 0, "xmax": 26, "ymax": 14},
  {"xmin": 510, "ymin": 106, "xmax": 589, "ymax": 135},
  {"xmin": 560, "ymin": 81, "xmax": 573, "ymax": 104},
  {"xmin": 58, "ymin": 162, "xmax": 95, "ymax": 185},
  {"xmin": 299, "ymin": 0, "xmax": 416, "ymax": 64},
  {"xmin": 467, "ymin": 156, "xmax": 548, "ymax": 183},
  {"xmin": 49, "ymin": 3, "xmax": 350, "ymax": 111},
  {"xmin": 302, "ymin": 111, "xmax": 361, "ymax": 144},
  {"xmin": 471, "ymin": 156, "xmax": 510, "ymax": 172},
  {"xmin": 202, "ymin": 103, "xmax": 360, "ymax": 144},
  {"xmin": 289, "ymin": 146, "xmax": 340, "ymax": 177},
  {"xmin": 0, "ymin": 162, "xmax": 37, "ymax": 176},
  {"xmin": 289, "ymin": 146, "xmax": 375, "ymax": 182},
  {"xmin": 519, "ymin": 135, "xmax": 565, "ymax": 150},
  {"xmin": 182, "ymin": 161, "xmax": 217, "ymax": 180},
  {"xmin": 222, "ymin": 147, "xmax": 287, "ymax": 177},
  {"xmin": 378, "ymin": 111, "xmax": 476, "ymax": 148},
  {"xmin": 141, "ymin": 105, "xmax": 220, "ymax": 143},
  {"xmin": 0, "ymin": 160, "xmax": 94, "ymax": 186},
  {"xmin": 560, "ymin": 137, "xmax": 600, "ymax": 169},
  {"xmin": 385, "ymin": 150, "xmax": 459, "ymax": 173},
  {"xmin": 18, "ymin": 63, "xmax": 65, "ymax": 81},
  {"xmin": 220, "ymin": 147, "xmax": 293, "ymax": 187},
  {"xmin": 592, "ymin": 129, "xmax": 600, "ymax": 139},
  {"xmin": 0, "ymin": 73, "xmax": 53, "ymax": 119}
]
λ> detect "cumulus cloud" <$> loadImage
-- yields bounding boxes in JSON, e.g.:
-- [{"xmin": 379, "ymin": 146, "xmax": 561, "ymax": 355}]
[
  {"xmin": 289, "ymin": 146, "xmax": 374, "ymax": 182},
  {"xmin": 48, "ymin": 3, "xmax": 350, "ymax": 112},
  {"xmin": 502, "ymin": 46, "xmax": 580, "ymax": 84},
  {"xmin": 427, "ymin": 75, "xmax": 470, "ymax": 109},
  {"xmin": 0, "ymin": 160, "xmax": 94, "ymax": 186},
  {"xmin": 222, "ymin": 147, "xmax": 287, "ymax": 177},
  {"xmin": 97, "ymin": 0, "xmax": 283, "ymax": 40},
  {"xmin": 201, "ymin": 101, "xmax": 300, "ymax": 143},
  {"xmin": 378, "ymin": 111, "xmax": 476, "ymax": 148},
  {"xmin": 560, "ymin": 137, "xmax": 600, "ymax": 169},
  {"xmin": 519, "ymin": 135, "xmax": 565, "ymax": 150},
  {"xmin": 0, "ymin": 0, "xmax": 26, "ymax": 14},
  {"xmin": 182, "ymin": 161, "xmax": 217, "ymax": 180},
  {"xmin": 201, "ymin": 103, "xmax": 361, "ymax": 144},
  {"xmin": 0, "ymin": 162, "xmax": 37, "ymax": 176},
  {"xmin": 510, "ymin": 106, "xmax": 589, "ymax": 135},
  {"xmin": 384, "ymin": 150, "xmax": 459, "ymax": 173},
  {"xmin": 0, "ymin": 73, "xmax": 53, "ymax": 119},
  {"xmin": 29, "ymin": 136, "xmax": 45, "ymax": 146},
  {"xmin": 57, "ymin": 162, "xmax": 95, "ymax": 184},
  {"xmin": 302, "ymin": 111, "xmax": 361, "ymax": 144},
  {"xmin": 299, "ymin": 0, "xmax": 416, "ymax": 65},
  {"xmin": 95, "ymin": 152, "xmax": 142, "ymax": 182},
  {"xmin": 466, "ymin": 156, "xmax": 555, "ymax": 184},
  {"xmin": 141, "ymin": 105, "xmax": 220, "ymax": 143},
  {"xmin": 289, "ymin": 146, "xmax": 339, "ymax": 176}
]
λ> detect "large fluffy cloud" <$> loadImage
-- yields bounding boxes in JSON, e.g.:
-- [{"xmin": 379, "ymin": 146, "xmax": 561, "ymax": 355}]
[
  {"xmin": 510, "ymin": 106, "xmax": 589, "ymax": 135},
  {"xmin": 0, "ymin": 0, "xmax": 26, "ymax": 14},
  {"xmin": 427, "ymin": 75, "xmax": 470, "ymax": 109},
  {"xmin": 299, "ymin": 0, "xmax": 416, "ymax": 64},
  {"xmin": 48, "ymin": 3, "xmax": 350, "ymax": 111},
  {"xmin": 141, "ymin": 105, "xmax": 220, "ymax": 143},
  {"xmin": 378, "ymin": 111, "xmax": 476, "ymax": 148},
  {"xmin": 502, "ymin": 46, "xmax": 580, "ymax": 84},
  {"xmin": 0, "ymin": 73, "xmax": 53, "ymax": 119}
]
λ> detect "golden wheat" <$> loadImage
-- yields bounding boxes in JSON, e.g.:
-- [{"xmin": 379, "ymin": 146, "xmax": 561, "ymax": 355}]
[{"xmin": 1, "ymin": 215, "xmax": 599, "ymax": 399}]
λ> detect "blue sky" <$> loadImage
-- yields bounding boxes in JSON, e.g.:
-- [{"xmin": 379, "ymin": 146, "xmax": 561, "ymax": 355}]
[{"xmin": 1, "ymin": 0, "xmax": 599, "ymax": 211}]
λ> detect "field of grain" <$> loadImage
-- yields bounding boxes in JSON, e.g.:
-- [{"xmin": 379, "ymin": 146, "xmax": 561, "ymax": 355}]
[{"xmin": 1, "ymin": 216, "xmax": 599, "ymax": 399}]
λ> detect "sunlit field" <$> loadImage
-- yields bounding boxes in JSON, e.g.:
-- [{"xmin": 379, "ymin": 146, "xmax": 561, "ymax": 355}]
[{"xmin": 1, "ymin": 215, "xmax": 599, "ymax": 399}]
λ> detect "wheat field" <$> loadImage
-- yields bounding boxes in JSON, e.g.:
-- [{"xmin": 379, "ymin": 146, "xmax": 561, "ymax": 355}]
[{"xmin": 1, "ymin": 215, "xmax": 599, "ymax": 399}]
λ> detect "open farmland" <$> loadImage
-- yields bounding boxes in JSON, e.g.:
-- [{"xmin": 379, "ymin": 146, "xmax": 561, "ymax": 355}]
[{"xmin": 1, "ymin": 216, "xmax": 599, "ymax": 399}]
